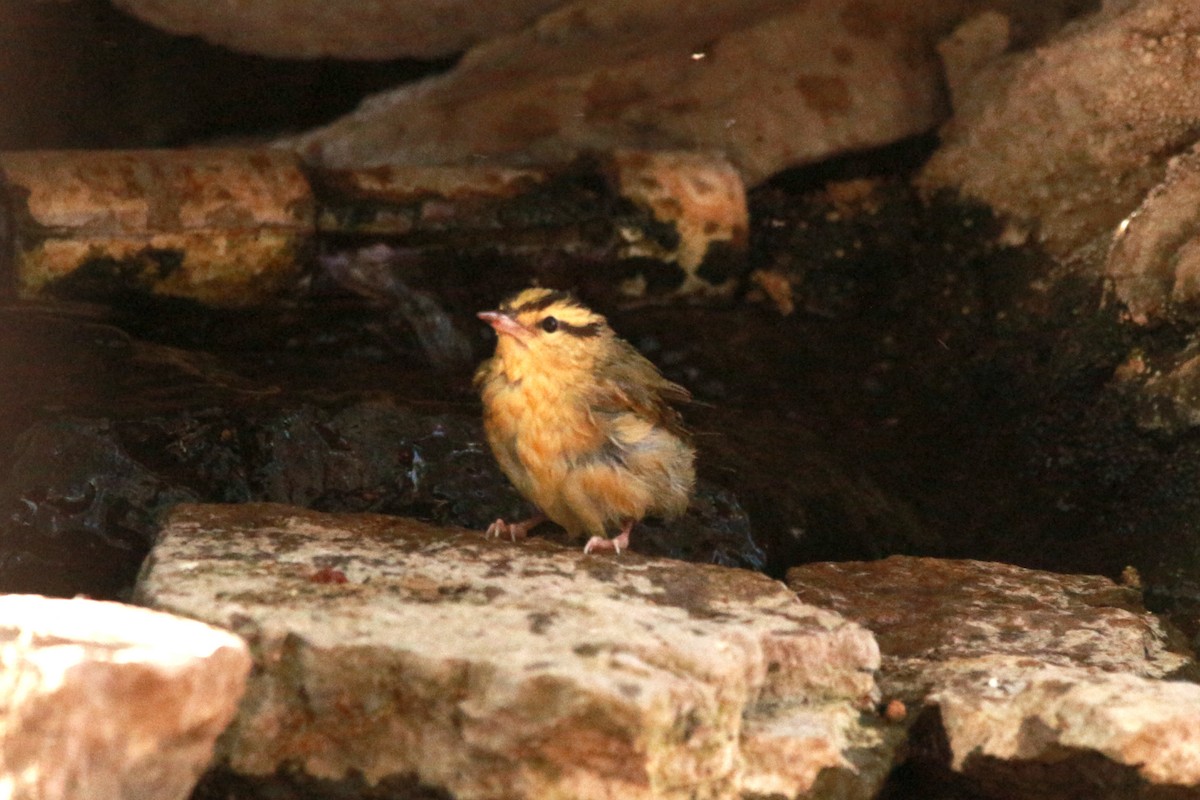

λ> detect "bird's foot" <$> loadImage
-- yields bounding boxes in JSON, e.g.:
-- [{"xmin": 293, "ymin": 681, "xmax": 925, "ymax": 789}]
[
  {"xmin": 583, "ymin": 524, "xmax": 632, "ymax": 556},
  {"xmin": 583, "ymin": 536, "xmax": 619, "ymax": 555},
  {"xmin": 485, "ymin": 514, "xmax": 546, "ymax": 542}
]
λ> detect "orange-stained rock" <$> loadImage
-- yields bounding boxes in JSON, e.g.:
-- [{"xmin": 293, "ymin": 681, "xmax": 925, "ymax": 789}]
[{"xmin": 0, "ymin": 149, "xmax": 314, "ymax": 307}]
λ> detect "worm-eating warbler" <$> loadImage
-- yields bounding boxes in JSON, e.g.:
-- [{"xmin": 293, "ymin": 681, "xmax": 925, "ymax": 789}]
[{"xmin": 475, "ymin": 287, "xmax": 696, "ymax": 554}]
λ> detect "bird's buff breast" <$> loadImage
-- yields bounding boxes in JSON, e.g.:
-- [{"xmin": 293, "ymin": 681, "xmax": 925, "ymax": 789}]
[{"xmin": 483, "ymin": 372, "xmax": 602, "ymax": 491}]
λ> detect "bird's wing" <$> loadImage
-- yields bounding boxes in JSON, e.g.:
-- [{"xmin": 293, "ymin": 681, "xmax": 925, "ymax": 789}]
[{"xmin": 587, "ymin": 339, "xmax": 691, "ymax": 438}]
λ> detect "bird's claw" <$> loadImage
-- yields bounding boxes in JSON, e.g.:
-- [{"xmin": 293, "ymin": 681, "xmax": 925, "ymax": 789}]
[
  {"xmin": 583, "ymin": 525, "xmax": 632, "ymax": 556},
  {"xmin": 486, "ymin": 519, "xmax": 521, "ymax": 542},
  {"xmin": 583, "ymin": 536, "xmax": 623, "ymax": 555},
  {"xmin": 485, "ymin": 514, "xmax": 545, "ymax": 542}
]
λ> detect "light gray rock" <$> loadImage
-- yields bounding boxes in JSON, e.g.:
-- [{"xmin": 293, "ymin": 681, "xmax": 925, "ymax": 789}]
[
  {"xmin": 0, "ymin": 594, "xmax": 250, "ymax": 800},
  {"xmin": 136, "ymin": 502, "xmax": 896, "ymax": 800},
  {"xmin": 920, "ymin": 0, "xmax": 1200, "ymax": 259},
  {"xmin": 791, "ymin": 557, "xmax": 1192, "ymax": 701},
  {"xmin": 933, "ymin": 657, "xmax": 1200, "ymax": 797},
  {"xmin": 790, "ymin": 557, "xmax": 1200, "ymax": 798}
]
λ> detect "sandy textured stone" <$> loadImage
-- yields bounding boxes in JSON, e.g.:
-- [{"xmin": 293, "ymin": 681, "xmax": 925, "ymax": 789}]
[
  {"xmin": 789, "ymin": 556, "xmax": 1192, "ymax": 703},
  {"xmin": 1106, "ymin": 146, "xmax": 1200, "ymax": 326},
  {"xmin": 936, "ymin": 11, "xmax": 1011, "ymax": 109},
  {"xmin": 290, "ymin": 0, "xmax": 946, "ymax": 184},
  {"xmin": 739, "ymin": 704, "xmax": 901, "ymax": 799},
  {"xmin": 789, "ymin": 557, "xmax": 1200, "ymax": 798},
  {"xmin": 0, "ymin": 595, "xmax": 250, "ymax": 800},
  {"xmin": 933, "ymin": 657, "xmax": 1200, "ymax": 795},
  {"xmin": 137, "ymin": 503, "xmax": 891, "ymax": 800},
  {"xmin": 920, "ymin": 0, "xmax": 1200, "ymax": 258},
  {"xmin": 286, "ymin": 0, "xmax": 1093, "ymax": 182},
  {"xmin": 112, "ymin": 0, "xmax": 573, "ymax": 59}
]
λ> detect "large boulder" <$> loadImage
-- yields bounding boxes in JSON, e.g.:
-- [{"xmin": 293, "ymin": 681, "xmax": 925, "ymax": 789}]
[
  {"xmin": 920, "ymin": 0, "xmax": 1200, "ymax": 259},
  {"xmin": 138, "ymin": 502, "xmax": 899, "ymax": 800}
]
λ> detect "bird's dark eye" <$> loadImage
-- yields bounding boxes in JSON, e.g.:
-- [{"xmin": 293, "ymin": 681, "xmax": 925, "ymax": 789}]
[{"xmin": 540, "ymin": 316, "xmax": 559, "ymax": 333}]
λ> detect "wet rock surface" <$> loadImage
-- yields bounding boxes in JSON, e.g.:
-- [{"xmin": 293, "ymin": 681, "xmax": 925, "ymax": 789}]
[
  {"xmin": 1, "ymin": 267, "xmax": 943, "ymax": 599},
  {"xmin": 0, "ymin": 379, "xmax": 765, "ymax": 597},
  {"xmin": 139, "ymin": 502, "xmax": 895, "ymax": 800},
  {"xmin": 0, "ymin": 594, "xmax": 250, "ymax": 800}
]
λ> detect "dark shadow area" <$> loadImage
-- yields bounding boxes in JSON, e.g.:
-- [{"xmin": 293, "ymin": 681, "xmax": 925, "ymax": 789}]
[{"xmin": 0, "ymin": 0, "xmax": 455, "ymax": 150}]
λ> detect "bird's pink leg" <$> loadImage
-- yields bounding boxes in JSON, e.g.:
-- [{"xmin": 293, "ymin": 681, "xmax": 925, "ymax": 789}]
[
  {"xmin": 485, "ymin": 513, "xmax": 546, "ymax": 542},
  {"xmin": 583, "ymin": 520, "xmax": 634, "ymax": 556}
]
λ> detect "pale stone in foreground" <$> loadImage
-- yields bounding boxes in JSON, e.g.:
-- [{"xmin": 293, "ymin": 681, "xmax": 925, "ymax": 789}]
[
  {"xmin": 791, "ymin": 557, "xmax": 1200, "ymax": 797},
  {"xmin": 791, "ymin": 556, "xmax": 1192, "ymax": 702},
  {"xmin": 137, "ymin": 503, "xmax": 893, "ymax": 800},
  {"xmin": 0, "ymin": 594, "xmax": 251, "ymax": 800},
  {"xmin": 934, "ymin": 657, "xmax": 1200, "ymax": 792}
]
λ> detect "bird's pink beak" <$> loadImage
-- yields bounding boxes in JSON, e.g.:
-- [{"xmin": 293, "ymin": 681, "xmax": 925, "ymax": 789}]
[{"xmin": 478, "ymin": 310, "xmax": 531, "ymax": 344}]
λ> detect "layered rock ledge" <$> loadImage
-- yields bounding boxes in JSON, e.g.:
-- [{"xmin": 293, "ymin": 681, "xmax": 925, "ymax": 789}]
[
  {"xmin": 791, "ymin": 557, "xmax": 1200, "ymax": 798},
  {"xmin": 135, "ymin": 503, "xmax": 896, "ymax": 800}
]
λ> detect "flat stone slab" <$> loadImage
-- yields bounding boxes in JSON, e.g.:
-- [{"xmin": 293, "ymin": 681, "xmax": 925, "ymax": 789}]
[
  {"xmin": 0, "ymin": 594, "xmax": 250, "ymax": 800},
  {"xmin": 933, "ymin": 656, "xmax": 1200, "ymax": 798},
  {"xmin": 790, "ymin": 556, "xmax": 1200, "ymax": 798},
  {"xmin": 790, "ymin": 556, "xmax": 1193, "ymax": 702},
  {"xmin": 136, "ymin": 503, "xmax": 894, "ymax": 800}
]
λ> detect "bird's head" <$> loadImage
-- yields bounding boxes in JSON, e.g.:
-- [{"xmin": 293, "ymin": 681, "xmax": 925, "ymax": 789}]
[{"xmin": 478, "ymin": 287, "xmax": 612, "ymax": 377}]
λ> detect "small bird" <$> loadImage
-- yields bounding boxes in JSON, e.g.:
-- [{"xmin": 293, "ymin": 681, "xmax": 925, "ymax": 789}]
[{"xmin": 475, "ymin": 287, "xmax": 696, "ymax": 554}]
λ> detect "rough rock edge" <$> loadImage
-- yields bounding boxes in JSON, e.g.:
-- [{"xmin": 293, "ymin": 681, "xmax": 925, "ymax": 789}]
[{"xmin": 137, "ymin": 503, "xmax": 893, "ymax": 799}]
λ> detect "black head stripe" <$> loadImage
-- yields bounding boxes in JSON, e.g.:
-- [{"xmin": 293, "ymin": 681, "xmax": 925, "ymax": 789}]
[
  {"xmin": 558, "ymin": 321, "xmax": 603, "ymax": 337},
  {"xmin": 509, "ymin": 289, "xmax": 581, "ymax": 315},
  {"xmin": 524, "ymin": 290, "xmax": 577, "ymax": 314}
]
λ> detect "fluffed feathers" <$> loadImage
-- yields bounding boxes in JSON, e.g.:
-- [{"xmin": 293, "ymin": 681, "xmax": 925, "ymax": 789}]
[{"xmin": 475, "ymin": 287, "xmax": 696, "ymax": 551}]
